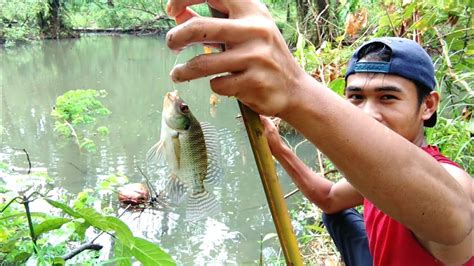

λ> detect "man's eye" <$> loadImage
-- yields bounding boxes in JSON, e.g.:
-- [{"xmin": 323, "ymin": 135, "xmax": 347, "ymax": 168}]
[
  {"xmin": 381, "ymin": 95, "xmax": 397, "ymax": 100},
  {"xmin": 348, "ymin": 94, "xmax": 363, "ymax": 100}
]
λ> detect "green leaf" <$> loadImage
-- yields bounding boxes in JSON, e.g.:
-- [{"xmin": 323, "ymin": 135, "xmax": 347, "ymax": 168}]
[
  {"xmin": 402, "ymin": 2, "xmax": 416, "ymax": 19},
  {"xmin": 328, "ymin": 78, "xmax": 346, "ymax": 95},
  {"xmin": 113, "ymin": 239, "xmax": 132, "ymax": 266},
  {"xmin": 75, "ymin": 208, "xmax": 133, "ymax": 244},
  {"xmin": 13, "ymin": 251, "xmax": 31, "ymax": 263},
  {"xmin": 129, "ymin": 237, "xmax": 175, "ymax": 266},
  {"xmin": 0, "ymin": 212, "xmax": 48, "ymax": 221},
  {"xmin": 52, "ymin": 257, "xmax": 65, "ymax": 266},
  {"xmin": 73, "ymin": 221, "xmax": 90, "ymax": 241},
  {"xmin": 34, "ymin": 217, "xmax": 71, "ymax": 237},
  {"xmin": 305, "ymin": 224, "xmax": 325, "ymax": 233},
  {"xmin": 103, "ymin": 216, "xmax": 134, "ymax": 246},
  {"xmin": 75, "ymin": 208, "xmax": 107, "ymax": 230},
  {"xmin": 45, "ymin": 199, "xmax": 82, "ymax": 218}
]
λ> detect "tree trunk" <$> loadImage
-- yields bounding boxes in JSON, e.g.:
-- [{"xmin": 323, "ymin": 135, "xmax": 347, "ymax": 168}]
[
  {"xmin": 37, "ymin": 0, "xmax": 77, "ymax": 39},
  {"xmin": 296, "ymin": 0, "xmax": 317, "ymax": 45},
  {"xmin": 50, "ymin": 0, "xmax": 61, "ymax": 39},
  {"xmin": 295, "ymin": 0, "xmax": 332, "ymax": 46}
]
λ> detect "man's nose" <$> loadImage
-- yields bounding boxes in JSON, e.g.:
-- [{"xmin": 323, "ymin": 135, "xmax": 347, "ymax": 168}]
[{"xmin": 361, "ymin": 101, "xmax": 383, "ymax": 122}]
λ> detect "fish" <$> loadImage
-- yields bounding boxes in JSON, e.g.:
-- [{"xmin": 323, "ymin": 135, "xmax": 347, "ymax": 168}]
[{"xmin": 147, "ymin": 90, "xmax": 222, "ymax": 221}]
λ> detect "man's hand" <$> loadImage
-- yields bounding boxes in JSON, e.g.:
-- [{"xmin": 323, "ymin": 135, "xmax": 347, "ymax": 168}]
[
  {"xmin": 166, "ymin": 0, "xmax": 308, "ymax": 117},
  {"xmin": 260, "ymin": 116, "xmax": 285, "ymax": 155}
]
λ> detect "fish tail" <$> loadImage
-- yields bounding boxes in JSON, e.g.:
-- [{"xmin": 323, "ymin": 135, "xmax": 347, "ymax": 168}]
[{"xmin": 185, "ymin": 190, "xmax": 220, "ymax": 221}]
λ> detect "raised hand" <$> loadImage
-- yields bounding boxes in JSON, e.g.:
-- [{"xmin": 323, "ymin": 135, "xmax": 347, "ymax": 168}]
[{"xmin": 166, "ymin": 0, "xmax": 309, "ymax": 117}]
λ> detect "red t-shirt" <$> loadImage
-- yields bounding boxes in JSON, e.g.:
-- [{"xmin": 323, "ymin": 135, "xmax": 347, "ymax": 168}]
[{"xmin": 363, "ymin": 146, "xmax": 473, "ymax": 266}]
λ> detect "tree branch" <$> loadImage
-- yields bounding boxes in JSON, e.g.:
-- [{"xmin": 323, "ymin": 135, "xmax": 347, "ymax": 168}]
[
  {"xmin": 13, "ymin": 148, "xmax": 31, "ymax": 174},
  {"xmin": 62, "ymin": 243, "xmax": 103, "ymax": 261}
]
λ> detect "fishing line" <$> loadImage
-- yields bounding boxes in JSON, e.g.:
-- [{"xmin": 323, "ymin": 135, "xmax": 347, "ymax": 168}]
[{"xmin": 171, "ymin": 51, "xmax": 181, "ymax": 92}]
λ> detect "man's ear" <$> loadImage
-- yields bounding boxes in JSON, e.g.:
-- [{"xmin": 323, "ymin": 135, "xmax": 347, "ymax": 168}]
[{"xmin": 421, "ymin": 91, "xmax": 439, "ymax": 121}]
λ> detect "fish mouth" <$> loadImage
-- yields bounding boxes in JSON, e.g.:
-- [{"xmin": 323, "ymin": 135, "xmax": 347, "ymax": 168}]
[
  {"xmin": 164, "ymin": 90, "xmax": 179, "ymax": 109},
  {"xmin": 166, "ymin": 90, "xmax": 179, "ymax": 101}
]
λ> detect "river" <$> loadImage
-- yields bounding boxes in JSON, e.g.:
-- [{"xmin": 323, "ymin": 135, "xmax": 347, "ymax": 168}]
[{"xmin": 0, "ymin": 35, "xmax": 319, "ymax": 264}]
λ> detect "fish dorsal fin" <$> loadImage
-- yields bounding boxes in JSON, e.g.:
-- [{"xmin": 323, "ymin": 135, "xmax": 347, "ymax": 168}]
[
  {"xmin": 200, "ymin": 122, "xmax": 224, "ymax": 186},
  {"xmin": 146, "ymin": 140, "xmax": 166, "ymax": 166}
]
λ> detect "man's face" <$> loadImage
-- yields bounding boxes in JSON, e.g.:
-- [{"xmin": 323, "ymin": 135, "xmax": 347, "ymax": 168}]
[{"xmin": 345, "ymin": 73, "xmax": 426, "ymax": 144}]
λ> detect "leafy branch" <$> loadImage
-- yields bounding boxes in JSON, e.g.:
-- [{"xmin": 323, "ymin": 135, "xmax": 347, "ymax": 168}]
[
  {"xmin": 51, "ymin": 89, "xmax": 111, "ymax": 153},
  {"xmin": 0, "ymin": 152, "xmax": 176, "ymax": 265}
]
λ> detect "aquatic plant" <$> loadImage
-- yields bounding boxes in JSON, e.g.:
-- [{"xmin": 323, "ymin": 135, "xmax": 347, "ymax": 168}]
[{"xmin": 51, "ymin": 89, "xmax": 111, "ymax": 153}]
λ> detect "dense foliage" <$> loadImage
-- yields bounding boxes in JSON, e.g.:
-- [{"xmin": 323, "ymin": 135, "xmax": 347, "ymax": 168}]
[
  {"xmin": 51, "ymin": 89, "xmax": 111, "ymax": 153},
  {"xmin": 0, "ymin": 163, "xmax": 175, "ymax": 265}
]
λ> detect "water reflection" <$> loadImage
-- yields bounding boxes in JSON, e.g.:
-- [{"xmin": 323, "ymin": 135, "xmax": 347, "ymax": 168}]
[{"xmin": 0, "ymin": 35, "xmax": 316, "ymax": 264}]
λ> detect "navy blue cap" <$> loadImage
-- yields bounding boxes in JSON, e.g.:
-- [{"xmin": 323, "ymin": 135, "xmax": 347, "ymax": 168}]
[{"xmin": 345, "ymin": 37, "xmax": 437, "ymax": 127}]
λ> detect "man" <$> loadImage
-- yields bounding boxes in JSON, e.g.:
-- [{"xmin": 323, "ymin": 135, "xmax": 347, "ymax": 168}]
[{"xmin": 165, "ymin": 1, "xmax": 473, "ymax": 265}]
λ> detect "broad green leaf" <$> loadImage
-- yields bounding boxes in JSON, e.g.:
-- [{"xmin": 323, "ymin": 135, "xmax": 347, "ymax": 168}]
[
  {"xmin": 113, "ymin": 239, "xmax": 132, "ymax": 266},
  {"xmin": 76, "ymin": 208, "xmax": 107, "ymax": 230},
  {"xmin": 45, "ymin": 199, "xmax": 82, "ymax": 218},
  {"xmin": 34, "ymin": 217, "xmax": 71, "ymax": 237},
  {"xmin": 130, "ymin": 237, "xmax": 175, "ymax": 266},
  {"xmin": 402, "ymin": 2, "xmax": 416, "ymax": 19},
  {"xmin": 103, "ymin": 216, "xmax": 134, "ymax": 246},
  {"xmin": 75, "ymin": 208, "xmax": 133, "ymax": 245},
  {"xmin": 13, "ymin": 251, "xmax": 31, "ymax": 263},
  {"xmin": 0, "ymin": 212, "xmax": 48, "ymax": 220},
  {"xmin": 328, "ymin": 78, "xmax": 346, "ymax": 95},
  {"xmin": 73, "ymin": 221, "xmax": 90, "ymax": 241}
]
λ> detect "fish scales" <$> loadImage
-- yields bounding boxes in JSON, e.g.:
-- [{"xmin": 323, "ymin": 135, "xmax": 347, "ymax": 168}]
[{"xmin": 178, "ymin": 119, "xmax": 208, "ymax": 193}]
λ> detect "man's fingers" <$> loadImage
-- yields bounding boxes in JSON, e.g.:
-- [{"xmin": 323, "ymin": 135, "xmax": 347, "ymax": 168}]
[
  {"xmin": 174, "ymin": 7, "xmax": 199, "ymax": 24},
  {"xmin": 209, "ymin": 71, "xmax": 262, "ymax": 113},
  {"xmin": 166, "ymin": 17, "xmax": 264, "ymax": 51},
  {"xmin": 209, "ymin": 73, "xmax": 243, "ymax": 97},
  {"xmin": 170, "ymin": 48, "xmax": 250, "ymax": 82},
  {"xmin": 167, "ymin": 0, "xmax": 205, "ymax": 17},
  {"xmin": 260, "ymin": 115, "xmax": 273, "ymax": 129}
]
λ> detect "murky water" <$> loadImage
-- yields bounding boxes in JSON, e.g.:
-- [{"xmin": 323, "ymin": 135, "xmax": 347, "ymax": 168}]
[{"xmin": 0, "ymin": 35, "xmax": 318, "ymax": 264}]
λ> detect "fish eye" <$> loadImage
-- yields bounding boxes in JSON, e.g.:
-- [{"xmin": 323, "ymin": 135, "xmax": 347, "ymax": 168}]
[{"xmin": 179, "ymin": 103, "xmax": 189, "ymax": 113}]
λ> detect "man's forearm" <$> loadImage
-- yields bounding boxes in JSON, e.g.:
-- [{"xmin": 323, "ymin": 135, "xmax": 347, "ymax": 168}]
[
  {"xmin": 273, "ymin": 144, "xmax": 334, "ymax": 211},
  {"xmin": 281, "ymin": 73, "xmax": 471, "ymax": 245}
]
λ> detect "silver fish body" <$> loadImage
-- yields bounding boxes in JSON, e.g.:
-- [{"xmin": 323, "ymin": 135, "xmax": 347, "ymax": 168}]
[{"xmin": 147, "ymin": 90, "xmax": 221, "ymax": 221}]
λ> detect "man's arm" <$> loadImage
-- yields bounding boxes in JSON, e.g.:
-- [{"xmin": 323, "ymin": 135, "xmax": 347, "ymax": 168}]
[
  {"xmin": 166, "ymin": 0, "xmax": 471, "ymax": 249},
  {"xmin": 417, "ymin": 164, "xmax": 473, "ymax": 265},
  {"xmin": 262, "ymin": 117, "xmax": 363, "ymax": 213},
  {"xmin": 280, "ymin": 74, "xmax": 471, "ymax": 246}
]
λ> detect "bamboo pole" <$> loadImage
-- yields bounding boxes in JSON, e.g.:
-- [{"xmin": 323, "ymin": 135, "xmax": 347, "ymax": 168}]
[{"xmin": 209, "ymin": 7, "xmax": 303, "ymax": 265}]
